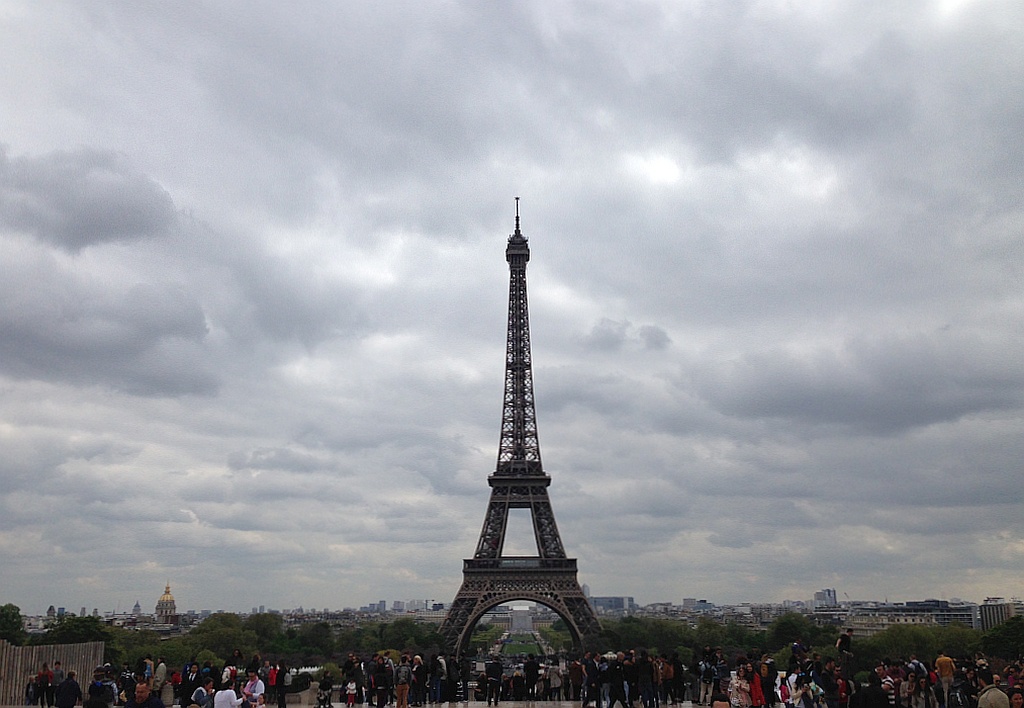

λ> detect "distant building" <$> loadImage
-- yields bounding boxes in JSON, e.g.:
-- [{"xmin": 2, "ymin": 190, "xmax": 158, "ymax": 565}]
[
  {"xmin": 155, "ymin": 584, "xmax": 179, "ymax": 625},
  {"xmin": 590, "ymin": 596, "xmax": 636, "ymax": 615},
  {"xmin": 814, "ymin": 589, "xmax": 838, "ymax": 608},
  {"xmin": 845, "ymin": 599, "xmax": 979, "ymax": 635},
  {"xmin": 979, "ymin": 598, "xmax": 1016, "ymax": 630},
  {"xmin": 510, "ymin": 608, "xmax": 532, "ymax": 632},
  {"xmin": 132, "ymin": 601, "xmax": 142, "ymax": 616}
]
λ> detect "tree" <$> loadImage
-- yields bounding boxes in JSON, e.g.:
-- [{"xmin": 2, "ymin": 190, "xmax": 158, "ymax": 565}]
[
  {"xmin": 34, "ymin": 615, "xmax": 120, "ymax": 663},
  {"xmin": 381, "ymin": 618, "xmax": 422, "ymax": 651},
  {"xmin": 981, "ymin": 616, "xmax": 1024, "ymax": 660},
  {"xmin": 37, "ymin": 615, "xmax": 115, "ymax": 644},
  {"xmin": 593, "ymin": 617, "xmax": 695, "ymax": 657},
  {"xmin": 110, "ymin": 627, "xmax": 165, "ymax": 670},
  {"xmin": 243, "ymin": 613, "xmax": 284, "ymax": 649},
  {"xmin": 0, "ymin": 603, "xmax": 26, "ymax": 645},
  {"xmin": 186, "ymin": 612, "xmax": 257, "ymax": 662},
  {"xmin": 296, "ymin": 622, "xmax": 334, "ymax": 658},
  {"xmin": 695, "ymin": 617, "xmax": 726, "ymax": 650},
  {"xmin": 935, "ymin": 623, "xmax": 980, "ymax": 660},
  {"xmin": 766, "ymin": 613, "xmax": 819, "ymax": 653},
  {"xmin": 860, "ymin": 624, "xmax": 936, "ymax": 667}
]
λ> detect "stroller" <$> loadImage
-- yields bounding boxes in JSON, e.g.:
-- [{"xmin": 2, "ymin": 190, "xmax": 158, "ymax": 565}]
[{"xmin": 317, "ymin": 675, "xmax": 334, "ymax": 708}]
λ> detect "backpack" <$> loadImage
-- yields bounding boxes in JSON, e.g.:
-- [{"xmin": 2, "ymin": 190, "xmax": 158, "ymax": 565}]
[
  {"xmin": 947, "ymin": 688, "xmax": 969, "ymax": 708},
  {"xmin": 396, "ymin": 666, "xmax": 412, "ymax": 686}
]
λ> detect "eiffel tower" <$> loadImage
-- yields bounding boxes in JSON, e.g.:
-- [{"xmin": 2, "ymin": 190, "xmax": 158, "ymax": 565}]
[{"xmin": 439, "ymin": 199, "xmax": 600, "ymax": 655}]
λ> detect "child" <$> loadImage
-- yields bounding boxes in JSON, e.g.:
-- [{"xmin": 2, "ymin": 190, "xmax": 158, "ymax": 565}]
[{"xmin": 346, "ymin": 681, "xmax": 357, "ymax": 707}]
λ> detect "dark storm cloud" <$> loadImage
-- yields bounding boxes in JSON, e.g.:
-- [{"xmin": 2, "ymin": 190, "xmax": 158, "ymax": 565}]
[
  {"xmin": 0, "ymin": 146, "xmax": 176, "ymax": 251},
  {"xmin": 693, "ymin": 329, "xmax": 1024, "ymax": 434},
  {"xmin": 638, "ymin": 324, "xmax": 671, "ymax": 350},
  {"xmin": 0, "ymin": 256, "xmax": 217, "ymax": 395}
]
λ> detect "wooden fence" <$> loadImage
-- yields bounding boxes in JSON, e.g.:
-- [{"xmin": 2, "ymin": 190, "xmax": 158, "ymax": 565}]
[{"xmin": 0, "ymin": 640, "xmax": 104, "ymax": 706}]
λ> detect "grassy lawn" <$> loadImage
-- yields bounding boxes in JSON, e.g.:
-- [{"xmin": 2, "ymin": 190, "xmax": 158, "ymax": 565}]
[{"xmin": 502, "ymin": 633, "xmax": 542, "ymax": 656}]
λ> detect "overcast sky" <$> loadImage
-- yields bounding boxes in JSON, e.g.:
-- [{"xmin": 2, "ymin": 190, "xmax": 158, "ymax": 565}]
[{"xmin": 1, "ymin": 1, "xmax": 1023, "ymax": 617}]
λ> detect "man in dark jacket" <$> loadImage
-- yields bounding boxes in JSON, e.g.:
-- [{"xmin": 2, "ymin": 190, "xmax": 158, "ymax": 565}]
[
  {"xmin": 523, "ymin": 656, "xmax": 539, "ymax": 701},
  {"xmin": 55, "ymin": 671, "xmax": 83, "ymax": 708},
  {"xmin": 818, "ymin": 659, "xmax": 839, "ymax": 708},
  {"xmin": 485, "ymin": 655, "xmax": 503, "ymax": 706},
  {"xmin": 124, "ymin": 682, "xmax": 164, "ymax": 708}
]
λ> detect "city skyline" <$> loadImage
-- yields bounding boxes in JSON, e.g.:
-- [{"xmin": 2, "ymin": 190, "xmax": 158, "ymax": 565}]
[
  {"xmin": 2, "ymin": 3, "xmax": 1023, "ymax": 614},
  {"xmin": 13, "ymin": 583, "xmax": 1014, "ymax": 620}
]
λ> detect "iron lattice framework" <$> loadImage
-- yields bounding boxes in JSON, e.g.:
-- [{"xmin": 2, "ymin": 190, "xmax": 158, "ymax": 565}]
[{"xmin": 439, "ymin": 200, "xmax": 600, "ymax": 655}]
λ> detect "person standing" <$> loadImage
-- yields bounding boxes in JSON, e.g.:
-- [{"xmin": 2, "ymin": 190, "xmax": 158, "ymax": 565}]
[
  {"xmin": 267, "ymin": 665, "xmax": 278, "ymax": 704},
  {"xmin": 636, "ymin": 653, "xmax": 655, "ymax": 708},
  {"xmin": 524, "ymin": 656, "xmax": 540, "ymax": 702},
  {"xmin": 182, "ymin": 665, "xmax": 201, "ymax": 706},
  {"xmin": 818, "ymin": 660, "xmax": 839, "ymax": 708},
  {"xmin": 714, "ymin": 651, "xmax": 730, "ymax": 698},
  {"xmin": 728, "ymin": 666, "xmax": 751, "ymax": 708},
  {"xmin": 215, "ymin": 683, "xmax": 244, "ymax": 708},
  {"xmin": 934, "ymin": 653, "xmax": 956, "ymax": 708},
  {"xmin": 395, "ymin": 656, "xmax": 412, "ymax": 708},
  {"xmin": 484, "ymin": 655, "xmax": 502, "ymax": 707},
  {"xmin": 582, "ymin": 652, "xmax": 601, "ymax": 708},
  {"xmin": 976, "ymin": 669, "xmax": 1008, "ymax": 708},
  {"xmin": 277, "ymin": 665, "xmax": 291, "ymax": 708},
  {"xmin": 52, "ymin": 662, "xmax": 66, "ymax": 707},
  {"xmin": 549, "ymin": 666, "xmax": 563, "ymax": 702},
  {"xmin": 154, "ymin": 660, "xmax": 167, "ymax": 697},
  {"xmin": 242, "ymin": 671, "xmax": 265, "ymax": 708},
  {"xmin": 88, "ymin": 668, "xmax": 114, "ymax": 708},
  {"xmin": 606, "ymin": 654, "xmax": 629, "ymax": 708},
  {"xmin": 568, "ymin": 659, "xmax": 584, "ymax": 703},
  {"xmin": 836, "ymin": 631, "xmax": 854, "ymax": 681},
  {"xmin": 259, "ymin": 663, "xmax": 271, "ymax": 702},
  {"xmin": 431, "ymin": 655, "xmax": 446, "ymax": 706},
  {"xmin": 411, "ymin": 656, "xmax": 427, "ymax": 708},
  {"xmin": 698, "ymin": 657, "xmax": 716, "ymax": 706},
  {"xmin": 372, "ymin": 656, "xmax": 391, "ymax": 708},
  {"xmin": 55, "ymin": 671, "xmax": 82, "ymax": 708},
  {"xmin": 37, "ymin": 664, "xmax": 55, "ymax": 708}
]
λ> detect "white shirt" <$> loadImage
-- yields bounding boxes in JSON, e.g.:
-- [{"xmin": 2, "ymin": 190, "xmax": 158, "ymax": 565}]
[{"xmin": 214, "ymin": 690, "xmax": 244, "ymax": 708}]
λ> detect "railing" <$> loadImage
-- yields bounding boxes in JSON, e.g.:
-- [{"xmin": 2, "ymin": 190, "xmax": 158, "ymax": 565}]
[{"xmin": 464, "ymin": 557, "xmax": 578, "ymax": 571}]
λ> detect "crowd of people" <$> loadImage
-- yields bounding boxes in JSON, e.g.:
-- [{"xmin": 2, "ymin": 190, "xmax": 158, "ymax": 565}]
[
  {"xmin": 22, "ymin": 638, "xmax": 1024, "ymax": 708},
  {"xmin": 690, "ymin": 639, "xmax": 1024, "ymax": 708},
  {"xmin": 26, "ymin": 653, "xmax": 289, "ymax": 708}
]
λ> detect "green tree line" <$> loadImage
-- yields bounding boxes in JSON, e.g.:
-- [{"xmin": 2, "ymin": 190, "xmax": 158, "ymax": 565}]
[
  {"xmin": 0, "ymin": 605, "xmax": 443, "ymax": 669},
  {"xmin": 4, "ymin": 603, "xmax": 1023, "ymax": 672}
]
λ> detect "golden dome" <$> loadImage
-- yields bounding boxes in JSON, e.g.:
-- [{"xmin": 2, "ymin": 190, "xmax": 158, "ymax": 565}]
[{"xmin": 159, "ymin": 583, "xmax": 175, "ymax": 603}]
